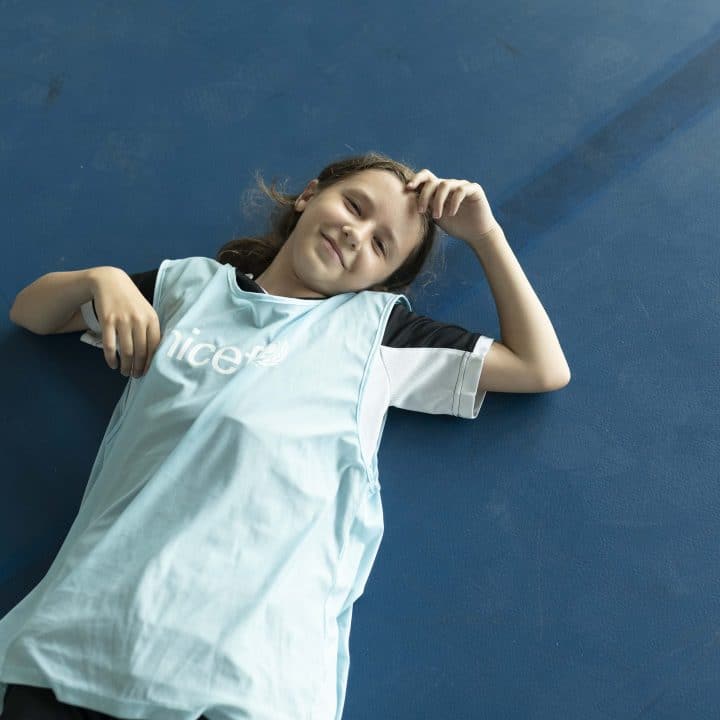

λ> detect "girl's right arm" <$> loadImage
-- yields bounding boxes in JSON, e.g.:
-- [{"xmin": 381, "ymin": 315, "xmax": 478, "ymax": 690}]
[{"xmin": 9, "ymin": 267, "xmax": 162, "ymax": 377}]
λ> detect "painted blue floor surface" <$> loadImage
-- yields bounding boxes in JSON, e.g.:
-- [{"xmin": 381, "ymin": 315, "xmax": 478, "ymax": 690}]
[{"xmin": 1, "ymin": 3, "xmax": 719, "ymax": 719}]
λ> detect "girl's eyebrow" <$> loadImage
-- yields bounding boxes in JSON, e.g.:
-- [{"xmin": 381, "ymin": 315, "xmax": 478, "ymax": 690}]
[{"xmin": 348, "ymin": 187, "xmax": 400, "ymax": 252}]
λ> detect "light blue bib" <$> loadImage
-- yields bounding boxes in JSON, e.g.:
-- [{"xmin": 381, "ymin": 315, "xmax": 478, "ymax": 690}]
[{"xmin": 0, "ymin": 256, "xmax": 412, "ymax": 720}]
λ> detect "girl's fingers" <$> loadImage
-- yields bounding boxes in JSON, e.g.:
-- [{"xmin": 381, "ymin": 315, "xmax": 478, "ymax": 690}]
[
  {"xmin": 407, "ymin": 169, "xmax": 436, "ymax": 212},
  {"xmin": 431, "ymin": 184, "xmax": 444, "ymax": 217},
  {"xmin": 451, "ymin": 186, "xmax": 468, "ymax": 215},
  {"xmin": 103, "ymin": 324, "xmax": 118, "ymax": 370},
  {"xmin": 417, "ymin": 180, "xmax": 436, "ymax": 213},
  {"xmin": 432, "ymin": 180, "xmax": 457, "ymax": 218},
  {"xmin": 116, "ymin": 322, "xmax": 136, "ymax": 377},
  {"xmin": 418, "ymin": 180, "xmax": 465, "ymax": 218},
  {"xmin": 406, "ymin": 173, "xmax": 479, "ymax": 220},
  {"xmin": 407, "ymin": 168, "xmax": 433, "ymax": 189}
]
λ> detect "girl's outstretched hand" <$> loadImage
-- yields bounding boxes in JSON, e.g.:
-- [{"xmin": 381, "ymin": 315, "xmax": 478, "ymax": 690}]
[
  {"xmin": 406, "ymin": 169, "xmax": 500, "ymax": 242},
  {"xmin": 90, "ymin": 266, "xmax": 162, "ymax": 378}
]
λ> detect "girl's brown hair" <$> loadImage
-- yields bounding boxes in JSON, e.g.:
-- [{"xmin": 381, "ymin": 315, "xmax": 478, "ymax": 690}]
[{"xmin": 216, "ymin": 151, "xmax": 442, "ymax": 299}]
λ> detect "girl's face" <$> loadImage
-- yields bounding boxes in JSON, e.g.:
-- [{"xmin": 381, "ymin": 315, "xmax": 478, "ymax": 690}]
[{"xmin": 254, "ymin": 169, "xmax": 424, "ymax": 299}]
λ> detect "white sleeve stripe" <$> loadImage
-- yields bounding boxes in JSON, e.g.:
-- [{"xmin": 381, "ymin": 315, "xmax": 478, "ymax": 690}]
[
  {"xmin": 466, "ymin": 335, "xmax": 494, "ymax": 418},
  {"xmin": 382, "ymin": 334, "xmax": 494, "ymax": 419}
]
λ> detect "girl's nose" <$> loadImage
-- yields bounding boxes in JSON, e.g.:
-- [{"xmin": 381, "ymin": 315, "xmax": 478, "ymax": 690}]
[{"xmin": 342, "ymin": 224, "xmax": 366, "ymax": 248}]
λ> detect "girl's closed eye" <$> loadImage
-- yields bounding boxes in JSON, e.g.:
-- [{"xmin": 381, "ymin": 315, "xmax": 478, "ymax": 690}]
[{"xmin": 345, "ymin": 197, "xmax": 386, "ymax": 256}]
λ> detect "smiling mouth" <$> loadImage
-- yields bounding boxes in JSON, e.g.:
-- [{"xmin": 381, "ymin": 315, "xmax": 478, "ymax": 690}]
[{"xmin": 322, "ymin": 234, "xmax": 344, "ymax": 267}]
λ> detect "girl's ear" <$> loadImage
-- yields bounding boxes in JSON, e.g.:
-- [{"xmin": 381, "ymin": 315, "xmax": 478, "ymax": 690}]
[{"xmin": 295, "ymin": 178, "xmax": 321, "ymax": 211}]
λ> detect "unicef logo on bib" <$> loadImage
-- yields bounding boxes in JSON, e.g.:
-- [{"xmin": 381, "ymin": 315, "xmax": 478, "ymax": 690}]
[
  {"xmin": 252, "ymin": 342, "xmax": 288, "ymax": 367},
  {"xmin": 166, "ymin": 327, "xmax": 289, "ymax": 375}
]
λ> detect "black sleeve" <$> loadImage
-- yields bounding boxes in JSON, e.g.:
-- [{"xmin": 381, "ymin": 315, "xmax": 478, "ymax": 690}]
[
  {"xmin": 382, "ymin": 303, "xmax": 485, "ymax": 352},
  {"xmin": 128, "ymin": 269, "xmax": 158, "ymax": 306}
]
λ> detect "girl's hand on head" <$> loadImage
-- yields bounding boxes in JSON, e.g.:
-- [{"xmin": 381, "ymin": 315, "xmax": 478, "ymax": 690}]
[
  {"xmin": 406, "ymin": 169, "xmax": 500, "ymax": 242},
  {"xmin": 90, "ymin": 267, "xmax": 162, "ymax": 378}
]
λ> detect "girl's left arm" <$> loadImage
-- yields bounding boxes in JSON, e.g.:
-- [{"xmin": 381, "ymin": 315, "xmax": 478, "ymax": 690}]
[
  {"xmin": 406, "ymin": 170, "xmax": 571, "ymax": 389},
  {"xmin": 466, "ymin": 223, "xmax": 571, "ymax": 388}
]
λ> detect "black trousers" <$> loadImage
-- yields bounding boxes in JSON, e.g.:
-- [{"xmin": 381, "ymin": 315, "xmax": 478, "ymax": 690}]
[{"xmin": 1, "ymin": 684, "xmax": 209, "ymax": 720}]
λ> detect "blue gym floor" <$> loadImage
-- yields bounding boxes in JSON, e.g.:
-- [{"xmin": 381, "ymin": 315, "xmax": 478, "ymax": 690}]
[{"xmin": 1, "ymin": 3, "xmax": 719, "ymax": 718}]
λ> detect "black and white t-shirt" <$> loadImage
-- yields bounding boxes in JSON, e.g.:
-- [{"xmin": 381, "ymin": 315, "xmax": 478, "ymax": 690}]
[{"xmin": 86, "ymin": 266, "xmax": 495, "ymax": 421}]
